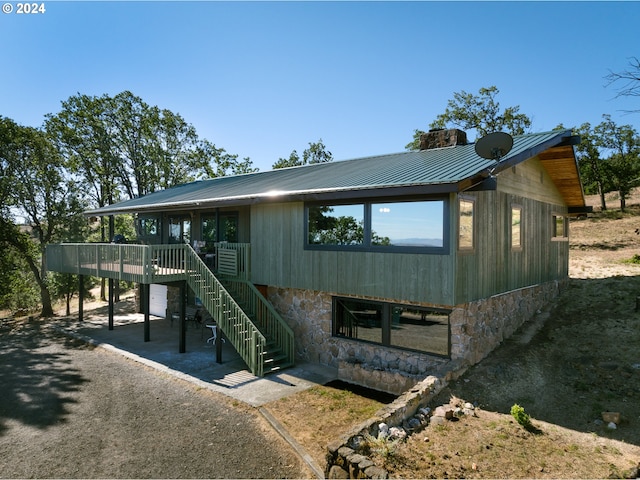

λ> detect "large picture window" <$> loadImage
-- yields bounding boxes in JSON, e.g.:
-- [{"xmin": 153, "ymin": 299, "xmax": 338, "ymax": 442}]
[
  {"xmin": 169, "ymin": 216, "xmax": 191, "ymax": 244},
  {"xmin": 308, "ymin": 204, "xmax": 365, "ymax": 245},
  {"xmin": 201, "ymin": 212, "xmax": 239, "ymax": 247},
  {"xmin": 201, "ymin": 215, "xmax": 217, "ymax": 244},
  {"xmin": 306, "ymin": 198, "xmax": 447, "ymax": 253},
  {"xmin": 333, "ymin": 297, "xmax": 450, "ymax": 356},
  {"xmin": 371, "ymin": 201, "xmax": 443, "ymax": 247},
  {"xmin": 137, "ymin": 216, "xmax": 160, "ymax": 238}
]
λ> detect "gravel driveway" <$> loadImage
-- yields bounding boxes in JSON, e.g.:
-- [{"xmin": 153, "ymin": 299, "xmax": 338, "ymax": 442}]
[{"xmin": 0, "ymin": 318, "xmax": 310, "ymax": 479}]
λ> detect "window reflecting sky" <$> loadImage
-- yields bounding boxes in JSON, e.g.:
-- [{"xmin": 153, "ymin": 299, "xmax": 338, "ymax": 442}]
[{"xmin": 372, "ymin": 201, "xmax": 443, "ymax": 245}]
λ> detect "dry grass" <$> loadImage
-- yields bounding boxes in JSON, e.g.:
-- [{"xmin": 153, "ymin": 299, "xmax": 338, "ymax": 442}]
[{"xmin": 264, "ymin": 383, "xmax": 388, "ymax": 470}]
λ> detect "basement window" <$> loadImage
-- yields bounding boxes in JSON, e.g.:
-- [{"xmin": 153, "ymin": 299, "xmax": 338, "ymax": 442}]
[{"xmin": 333, "ymin": 297, "xmax": 450, "ymax": 357}]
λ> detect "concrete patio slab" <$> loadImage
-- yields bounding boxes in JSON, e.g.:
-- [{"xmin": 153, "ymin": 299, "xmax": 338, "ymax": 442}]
[{"xmin": 53, "ymin": 306, "xmax": 337, "ymax": 407}]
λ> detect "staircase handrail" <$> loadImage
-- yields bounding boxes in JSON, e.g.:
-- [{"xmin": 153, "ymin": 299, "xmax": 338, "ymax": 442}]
[
  {"xmin": 220, "ymin": 277, "xmax": 294, "ymax": 368},
  {"xmin": 178, "ymin": 244, "xmax": 268, "ymax": 377}
]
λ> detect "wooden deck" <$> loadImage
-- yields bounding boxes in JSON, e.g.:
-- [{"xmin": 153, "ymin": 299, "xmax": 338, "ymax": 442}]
[
  {"xmin": 46, "ymin": 243, "xmax": 250, "ymax": 284},
  {"xmin": 46, "ymin": 242, "xmax": 293, "ymax": 377}
]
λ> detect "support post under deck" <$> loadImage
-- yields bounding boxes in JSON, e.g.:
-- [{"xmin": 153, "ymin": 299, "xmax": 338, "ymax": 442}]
[
  {"xmin": 78, "ymin": 275, "xmax": 84, "ymax": 322},
  {"xmin": 179, "ymin": 281, "xmax": 186, "ymax": 353},
  {"xmin": 108, "ymin": 278, "xmax": 114, "ymax": 330},
  {"xmin": 143, "ymin": 283, "xmax": 150, "ymax": 342}
]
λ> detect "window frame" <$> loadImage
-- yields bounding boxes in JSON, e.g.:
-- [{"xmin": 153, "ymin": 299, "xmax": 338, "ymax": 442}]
[
  {"xmin": 136, "ymin": 215, "xmax": 161, "ymax": 239},
  {"xmin": 332, "ymin": 296, "xmax": 451, "ymax": 357},
  {"xmin": 458, "ymin": 196, "xmax": 475, "ymax": 252},
  {"xmin": 304, "ymin": 196, "xmax": 450, "ymax": 254},
  {"xmin": 168, "ymin": 215, "xmax": 192, "ymax": 244},
  {"xmin": 551, "ymin": 213, "xmax": 569, "ymax": 241},
  {"xmin": 510, "ymin": 204, "xmax": 523, "ymax": 251}
]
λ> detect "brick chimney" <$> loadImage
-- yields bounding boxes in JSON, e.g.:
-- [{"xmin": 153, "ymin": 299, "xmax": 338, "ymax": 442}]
[{"xmin": 419, "ymin": 128, "xmax": 468, "ymax": 150}]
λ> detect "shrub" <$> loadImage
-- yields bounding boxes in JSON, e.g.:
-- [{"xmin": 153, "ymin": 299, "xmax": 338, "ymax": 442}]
[
  {"xmin": 364, "ymin": 433, "xmax": 401, "ymax": 460},
  {"xmin": 625, "ymin": 254, "xmax": 640, "ymax": 264},
  {"xmin": 510, "ymin": 404, "xmax": 532, "ymax": 429}
]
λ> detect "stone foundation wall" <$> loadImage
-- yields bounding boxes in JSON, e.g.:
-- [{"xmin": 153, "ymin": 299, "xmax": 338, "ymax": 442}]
[
  {"xmin": 268, "ymin": 279, "xmax": 564, "ymax": 397},
  {"xmin": 449, "ymin": 280, "xmax": 563, "ymax": 366},
  {"xmin": 323, "ymin": 280, "xmax": 566, "ymax": 479},
  {"xmin": 167, "ymin": 286, "xmax": 181, "ymax": 318}
]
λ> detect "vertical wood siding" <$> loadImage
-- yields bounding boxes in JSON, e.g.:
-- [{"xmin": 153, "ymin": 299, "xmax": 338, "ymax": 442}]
[
  {"xmin": 251, "ymin": 156, "xmax": 570, "ymax": 307},
  {"xmin": 251, "ymin": 202, "xmax": 456, "ymax": 306},
  {"xmin": 454, "ymin": 158, "xmax": 569, "ymax": 304}
]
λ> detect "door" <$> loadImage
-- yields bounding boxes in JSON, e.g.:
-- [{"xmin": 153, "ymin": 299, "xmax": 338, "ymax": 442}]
[
  {"xmin": 219, "ymin": 213, "xmax": 238, "ymax": 242},
  {"xmin": 149, "ymin": 284, "xmax": 168, "ymax": 318},
  {"xmin": 169, "ymin": 216, "xmax": 191, "ymax": 244}
]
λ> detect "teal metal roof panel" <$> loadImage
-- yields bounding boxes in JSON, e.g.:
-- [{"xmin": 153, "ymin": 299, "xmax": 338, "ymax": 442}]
[{"xmin": 87, "ymin": 130, "xmax": 573, "ymax": 215}]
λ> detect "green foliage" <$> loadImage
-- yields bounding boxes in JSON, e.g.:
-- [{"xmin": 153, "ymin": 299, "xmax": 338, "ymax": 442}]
[
  {"xmin": 0, "ymin": 116, "xmax": 85, "ymax": 316},
  {"xmin": 0, "ymin": 248, "xmax": 40, "ymax": 313},
  {"xmin": 364, "ymin": 432, "xmax": 401, "ymax": 460},
  {"xmin": 273, "ymin": 139, "xmax": 332, "ymax": 169},
  {"xmin": 510, "ymin": 404, "xmax": 532, "ymax": 429},
  {"xmin": 624, "ymin": 254, "xmax": 640, "ymax": 264},
  {"xmin": 2, "ymin": 91, "xmax": 257, "ymax": 316},
  {"xmin": 575, "ymin": 115, "xmax": 640, "ymax": 211},
  {"xmin": 406, "ymin": 86, "xmax": 532, "ymax": 150},
  {"xmin": 45, "ymin": 91, "xmax": 256, "ymax": 205}
]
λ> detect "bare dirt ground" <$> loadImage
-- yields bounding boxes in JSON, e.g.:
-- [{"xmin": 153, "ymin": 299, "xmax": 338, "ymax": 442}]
[
  {"xmin": 0, "ymin": 318, "xmax": 312, "ymax": 479},
  {"xmin": 265, "ymin": 192, "xmax": 640, "ymax": 478}
]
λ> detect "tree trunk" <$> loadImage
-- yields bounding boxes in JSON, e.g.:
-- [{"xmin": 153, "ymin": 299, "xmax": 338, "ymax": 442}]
[
  {"xmin": 27, "ymin": 261, "xmax": 54, "ymax": 317},
  {"xmin": 619, "ymin": 190, "xmax": 627, "ymax": 211},
  {"xmin": 598, "ymin": 183, "xmax": 607, "ymax": 211},
  {"xmin": 66, "ymin": 293, "xmax": 71, "ymax": 316}
]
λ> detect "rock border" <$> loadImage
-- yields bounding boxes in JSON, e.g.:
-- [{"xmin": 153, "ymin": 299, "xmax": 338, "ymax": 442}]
[{"xmin": 325, "ymin": 364, "xmax": 469, "ymax": 479}]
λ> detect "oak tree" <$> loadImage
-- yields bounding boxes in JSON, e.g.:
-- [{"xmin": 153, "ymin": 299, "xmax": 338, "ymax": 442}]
[{"xmin": 406, "ymin": 86, "xmax": 532, "ymax": 150}]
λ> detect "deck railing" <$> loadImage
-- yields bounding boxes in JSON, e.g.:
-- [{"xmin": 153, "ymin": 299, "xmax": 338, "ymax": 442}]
[
  {"xmin": 46, "ymin": 243, "xmax": 152, "ymax": 283},
  {"xmin": 46, "ymin": 242, "xmax": 250, "ymax": 283},
  {"xmin": 45, "ymin": 242, "xmax": 291, "ymax": 376}
]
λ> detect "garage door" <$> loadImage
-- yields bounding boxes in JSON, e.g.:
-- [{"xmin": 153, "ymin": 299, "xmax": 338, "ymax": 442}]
[{"xmin": 149, "ymin": 284, "xmax": 168, "ymax": 318}]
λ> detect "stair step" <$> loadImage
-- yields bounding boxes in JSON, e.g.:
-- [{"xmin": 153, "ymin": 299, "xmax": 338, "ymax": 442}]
[
  {"xmin": 263, "ymin": 353, "xmax": 288, "ymax": 364},
  {"xmin": 263, "ymin": 361, "xmax": 295, "ymax": 374},
  {"xmin": 184, "ymin": 251, "xmax": 293, "ymax": 377}
]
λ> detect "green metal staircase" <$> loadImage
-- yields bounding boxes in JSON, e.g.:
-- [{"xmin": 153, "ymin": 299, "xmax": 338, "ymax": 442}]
[{"xmin": 182, "ymin": 246, "xmax": 295, "ymax": 376}]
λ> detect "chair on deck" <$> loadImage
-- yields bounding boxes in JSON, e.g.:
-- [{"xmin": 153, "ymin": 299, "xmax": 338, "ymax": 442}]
[{"xmin": 205, "ymin": 324, "xmax": 225, "ymax": 345}]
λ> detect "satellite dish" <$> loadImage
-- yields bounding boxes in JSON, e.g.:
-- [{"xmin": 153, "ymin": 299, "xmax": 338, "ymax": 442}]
[{"xmin": 474, "ymin": 132, "xmax": 513, "ymax": 161}]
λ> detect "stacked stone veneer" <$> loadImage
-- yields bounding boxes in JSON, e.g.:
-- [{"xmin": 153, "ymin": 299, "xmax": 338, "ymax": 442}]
[
  {"xmin": 449, "ymin": 280, "xmax": 563, "ymax": 366},
  {"xmin": 166, "ymin": 285, "xmax": 181, "ymax": 318},
  {"xmin": 267, "ymin": 279, "xmax": 564, "ymax": 396}
]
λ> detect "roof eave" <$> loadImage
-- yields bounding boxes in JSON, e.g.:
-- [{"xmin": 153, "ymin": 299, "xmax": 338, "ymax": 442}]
[
  {"xmin": 84, "ymin": 182, "xmax": 464, "ymax": 217},
  {"xmin": 493, "ymin": 131, "xmax": 578, "ymax": 174}
]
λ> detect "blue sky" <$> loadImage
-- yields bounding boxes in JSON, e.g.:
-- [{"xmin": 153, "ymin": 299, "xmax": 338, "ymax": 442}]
[{"xmin": 1, "ymin": 1, "xmax": 639, "ymax": 172}]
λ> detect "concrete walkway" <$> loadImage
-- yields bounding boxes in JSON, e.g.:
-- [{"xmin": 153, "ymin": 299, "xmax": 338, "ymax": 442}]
[{"xmin": 53, "ymin": 305, "xmax": 337, "ymax": 407}]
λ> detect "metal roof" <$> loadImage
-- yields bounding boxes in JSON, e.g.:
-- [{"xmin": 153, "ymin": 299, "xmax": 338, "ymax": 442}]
[{"xmin": 87, "ymin": 130, "xmax": 581, "ymax": 216}]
